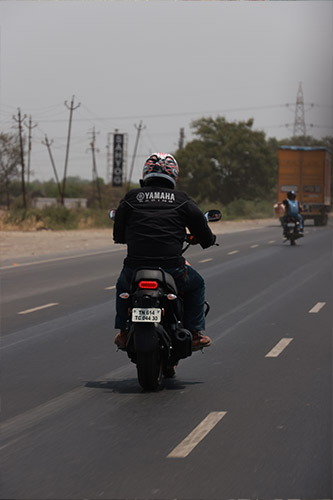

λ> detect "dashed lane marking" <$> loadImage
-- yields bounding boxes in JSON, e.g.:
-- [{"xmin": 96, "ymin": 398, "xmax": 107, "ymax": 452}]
[
  {"xmin": 309, "ymin": 302, "xmax": 326, "ymax": 313},
  {"xmin": 265, "ymin": 337, "xmax": 293, "ymax": 358},
  {"xmin": 105, "ymin": 285, "xmax": 116, "ymax": 290},
  {"xmin": 250, "ymin": 244, "xmax": 259, "ymax": 248},
  {"xmin": 167, "ymin": 411, "xmax": 227, "ymax": 458},
  {"xmin": 227, "ymin": 250, "xmax": 239, "ymax": 255},
  {"xmin": 199, "ymin": 258, "xmax": 213, "ymax": 263},
  {"xmin": 18, "ymin": 303, "xmax": 59, "ymax": 315},
  {"xmin": 268, "ymin": 240, "xmax": 276, "ymax": 244}
]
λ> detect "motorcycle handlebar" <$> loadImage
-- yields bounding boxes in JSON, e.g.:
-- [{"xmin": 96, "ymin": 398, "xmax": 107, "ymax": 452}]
[{"xmin": 182, "ymin": 233, "xmax": 219, "ymax": 254}]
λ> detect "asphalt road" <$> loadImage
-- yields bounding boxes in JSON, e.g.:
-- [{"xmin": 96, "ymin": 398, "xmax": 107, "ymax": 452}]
[{"xmin": 1, "ymin": 221, "xmax": 332, "ymax": 500}]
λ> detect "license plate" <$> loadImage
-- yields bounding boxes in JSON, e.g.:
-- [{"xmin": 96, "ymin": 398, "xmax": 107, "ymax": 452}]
[{"xmin": 132, "ymin": 308, "xmax": 161, "ymax": 322}]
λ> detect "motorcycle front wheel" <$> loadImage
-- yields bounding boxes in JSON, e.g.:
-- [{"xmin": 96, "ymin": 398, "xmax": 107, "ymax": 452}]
[{"xmin": 136, "ymin": 350, "xmax": 163, "ymax": 391}]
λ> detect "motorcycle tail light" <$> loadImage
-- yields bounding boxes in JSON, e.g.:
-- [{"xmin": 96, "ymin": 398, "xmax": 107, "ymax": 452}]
[{"xmin": 139, "ymin": 280, "xmax": 158, "ymax": 289}]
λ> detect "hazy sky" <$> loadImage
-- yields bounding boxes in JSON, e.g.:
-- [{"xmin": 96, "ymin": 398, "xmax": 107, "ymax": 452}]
[{"xmin": 1, "ymin": 1, "xmax": 332, "ymax": 184}]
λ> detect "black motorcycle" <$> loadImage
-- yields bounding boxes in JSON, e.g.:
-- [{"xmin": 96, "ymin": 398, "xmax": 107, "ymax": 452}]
[
  {"xmin": 110, "ymin": 209, "xmax": 221, "ymax": 391},
  {"xmin": 283, "ymin": 217, "xmax": 304, "ymax": 246}
]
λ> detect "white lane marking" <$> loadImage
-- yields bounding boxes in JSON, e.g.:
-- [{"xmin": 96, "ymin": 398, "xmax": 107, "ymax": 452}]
[
  {"xmin": 167, "ymin": 411, "xmax": 227, "ymax": 458},
  {"xmin": 105, "ymin": 285, "xmax": 116, "ymax": 290},
  {"xmin": 265, "ymin": 338, "xmax": 293, "ymax": 358},
  {"xmin": 309, "ymin": 302, "xmax": 326, "ymax": 313},
  {"xmin": 18, "ymin": 303, "xmax": 59, "ymax": 315},
  {"xmin": 250, "ymin": 244, "xmax": 259, "ymax": 248},
  {"xmin": 199, "ymin": 258, "xmax": 213, "ymax": 263},
  {"xmin": 227, "ymin": 250, "xmax": 239, "ymax": 255},
  {"xmin": 268, "ymin": 240, "xmax": 276, "ymax": 244}
]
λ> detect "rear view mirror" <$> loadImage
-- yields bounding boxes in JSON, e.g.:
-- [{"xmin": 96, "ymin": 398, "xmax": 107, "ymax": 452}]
[
  {"xmin": 109, "ymin": 209, "xmax": 116, "ymax": 220},
  {"xmin": 204, "ymin": 209, "xmax": 222, "ymax": 222}
]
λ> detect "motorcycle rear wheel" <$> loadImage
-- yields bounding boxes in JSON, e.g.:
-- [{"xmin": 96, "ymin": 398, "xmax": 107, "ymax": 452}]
[{"xmin": 136, "ymin": 351, "xmax": 163, "ymax": 391}]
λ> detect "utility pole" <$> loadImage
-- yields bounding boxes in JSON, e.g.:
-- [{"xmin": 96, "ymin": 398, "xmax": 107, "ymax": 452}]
[
  {"xmin": 293, "ymin": 82, "xmax": 307, "ymax": 137},
  {"xmin": 89, "ymin": 127, "xmax": 102, "ymax": 209},
  {"xmin": 61, "ymin": 95, "xmax": 80, "ymax": 205},
  {"xmin": 13, "ymin": 108, "xmax": 27, "ymax": 209},
  {"xmin": 127, "ymin": 121, "xmax": 145, "ymax": 190},
  {"xmin": 42, "ymin": 135, "xmax": 62, "ymax": 200},
  {"xmin": 178, "ymin": 127, "xmax": 185, "ymax": 150},
  {"xmin": 25, "ymin": 115, "xmax": 38, "ymax": 185}
]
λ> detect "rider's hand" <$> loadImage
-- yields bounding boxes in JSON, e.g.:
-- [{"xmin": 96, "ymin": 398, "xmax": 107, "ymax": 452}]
[{"xmin": 188, "ymin": 235, "xmax": 199, "ymax": 245}]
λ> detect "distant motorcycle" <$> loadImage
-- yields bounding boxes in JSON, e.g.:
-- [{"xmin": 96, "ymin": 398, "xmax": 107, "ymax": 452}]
[
  {"xmin": 110, "ymin": 209, "xmax": 222, "ymax": 391},
  {"xmin": 283, "ymin": 217, "xmax": 304, "ymax": 246}
]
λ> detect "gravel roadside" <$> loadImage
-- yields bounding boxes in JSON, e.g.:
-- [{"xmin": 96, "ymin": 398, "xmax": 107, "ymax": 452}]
[{"xmin": 0, "ymin": 218, "xmax": 279, "ymax": 261}]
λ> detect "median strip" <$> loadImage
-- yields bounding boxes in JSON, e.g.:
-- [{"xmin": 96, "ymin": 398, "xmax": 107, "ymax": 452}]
[
  {"xmin": 265, "ymin": 338, "xmax": 293, "ymax": 358},
  {"xmin": 167, "ymin": 411, "xmax": 227, "ymax": 458},
  {"xmin": 18, "ymin": 303, "xmax": 59, "ymax": 315}
]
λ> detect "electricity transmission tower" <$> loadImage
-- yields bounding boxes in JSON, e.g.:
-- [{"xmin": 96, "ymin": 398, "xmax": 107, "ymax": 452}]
[{"xmin": 293, "ymin": 82, "xmax": 307, "ymax": 136}]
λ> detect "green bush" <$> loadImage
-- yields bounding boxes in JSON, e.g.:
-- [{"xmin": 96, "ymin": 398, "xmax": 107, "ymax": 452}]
[
  {"xmin": 197, "ymin": 198, "xmax": 274, "ymax": 221},
  {"xmin": 1, "ymin": 200, "xmax": 275, "ymax": 231},
  {"xmin": 222, "ymin": 199, "xmax": 274, "ymax": 220}
]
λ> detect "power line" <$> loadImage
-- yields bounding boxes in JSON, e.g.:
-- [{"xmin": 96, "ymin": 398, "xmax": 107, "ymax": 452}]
[{"xmin": 28, "ymin": 104, "xmax": 290, "ymax": 124}]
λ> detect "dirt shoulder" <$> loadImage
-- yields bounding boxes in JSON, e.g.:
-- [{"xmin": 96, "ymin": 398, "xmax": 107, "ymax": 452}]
[{"xmin": 0, "ymin": 218, "xmax": 278, "ymax": 261}]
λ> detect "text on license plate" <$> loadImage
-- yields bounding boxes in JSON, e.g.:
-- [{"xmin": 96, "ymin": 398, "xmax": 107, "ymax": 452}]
[{"xmin": 132, "ymin": 308, "xmax": 162, "ymax": 322}]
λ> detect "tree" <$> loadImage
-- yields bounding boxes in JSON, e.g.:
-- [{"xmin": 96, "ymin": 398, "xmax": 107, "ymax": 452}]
[
  {"xmin": 175, "ymin": 116, "xmax": 277, "ymax": 205},
  {"xmin": 276, "ymin": 135, "xmax": 333, "ymax": 149},
  {"xmin": 0, "ymin": 132, "xmax": 21, "ymax": 208}
]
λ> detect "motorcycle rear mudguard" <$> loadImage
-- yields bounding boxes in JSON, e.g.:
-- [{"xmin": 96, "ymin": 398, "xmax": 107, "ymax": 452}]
[{"xmin": 131, "ymin": 323, "xmax": 170, "ymax": 354}]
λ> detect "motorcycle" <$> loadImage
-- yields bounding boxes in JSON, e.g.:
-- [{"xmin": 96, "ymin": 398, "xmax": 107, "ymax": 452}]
[
  {"xmin": 110, "ymin": 209, "xmax": 222, "ymax": 391},
  {"xmin": 283, "ymin": 217, "xmax": 304, "ymax": 246}
]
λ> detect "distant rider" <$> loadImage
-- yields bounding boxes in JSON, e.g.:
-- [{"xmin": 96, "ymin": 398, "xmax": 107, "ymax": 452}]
[
  {"xmin": 281, "ymin": 190, "xmax": 304, "ymax": 237},
  {"xmin": 113, "ymin": 152, "xmax": 216, "ymax": 351}
]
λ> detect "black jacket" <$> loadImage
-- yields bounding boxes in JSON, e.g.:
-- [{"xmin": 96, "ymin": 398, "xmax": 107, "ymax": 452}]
[{"xmin": 113, "ymin": 186, "xmax": 215, "ymax": 268}]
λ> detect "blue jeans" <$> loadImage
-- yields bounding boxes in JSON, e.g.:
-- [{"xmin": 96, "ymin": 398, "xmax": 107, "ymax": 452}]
[{"xmin": 115, "ymin": 265, "xmax": 206, "ymax": 332}]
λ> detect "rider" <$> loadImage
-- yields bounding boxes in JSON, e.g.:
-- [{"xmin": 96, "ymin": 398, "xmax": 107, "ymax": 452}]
[
  {"xmin": 281, "ymin": 190, "xmax": 304, "ymax": 237},
  {"xmin": 113, "ymin": 152, "xmax": 217, "ymax": 351}
]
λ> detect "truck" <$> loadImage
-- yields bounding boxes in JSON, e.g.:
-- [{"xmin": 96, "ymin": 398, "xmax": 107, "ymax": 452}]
[{"xmin": 274, "ymin": 146, "xmax": 331, "ymax": 226}]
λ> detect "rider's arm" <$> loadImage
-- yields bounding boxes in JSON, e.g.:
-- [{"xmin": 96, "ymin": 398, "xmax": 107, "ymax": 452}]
[
  {"xmin": 282, "ymin": 200, "xmax": 288, "ymax": 214},
  {"xmin": 185, "ymin": 200, "xmax": 216, "ymax": 249},
  {"xmin": 113, "ymin": 200, "xmax": 129, "ymax": 244}
]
